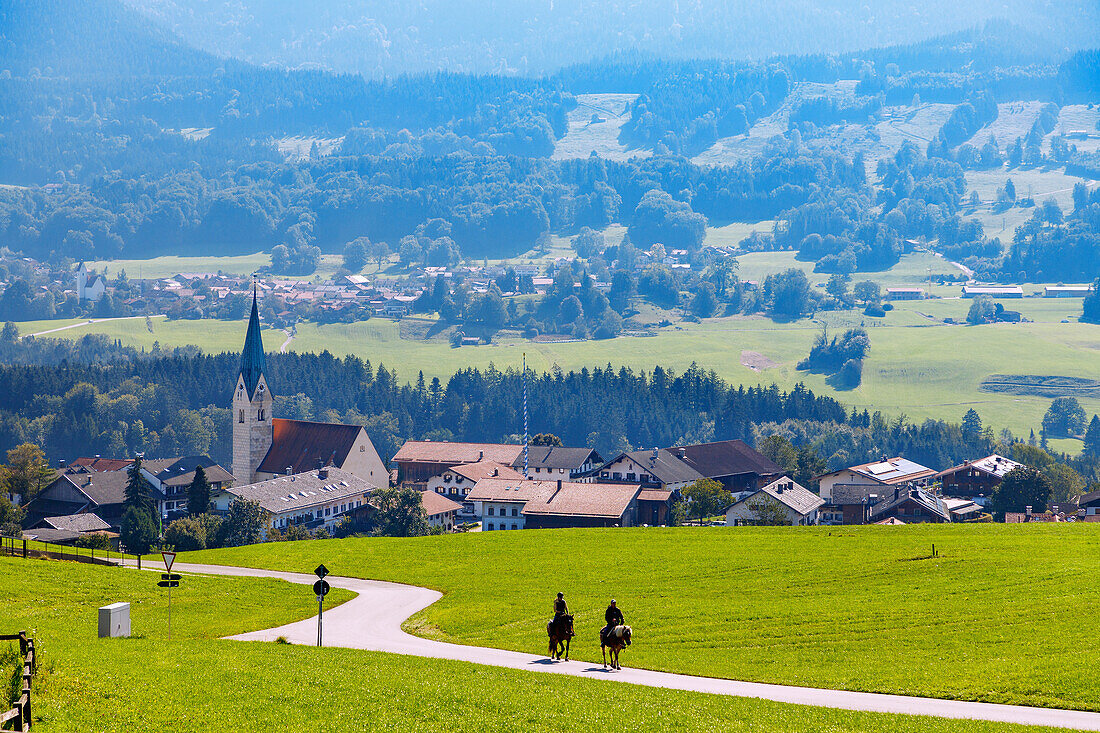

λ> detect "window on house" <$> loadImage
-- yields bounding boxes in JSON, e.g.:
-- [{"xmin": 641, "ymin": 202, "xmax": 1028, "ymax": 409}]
[
  {"xmin": 511, "ymin": 506, "xmax": 518, "ymax": 516},
  {"xmin": 535, "ymin": 467, "xmax": 540, "ymax": 473},
  {"xmin": 258, "ymin": 409, "xmax": 266, "ymax": 421},
  {"xmin": 325, "ymin": 507, "xmax": 330, "ymax": 516},
  {"xmin": 487, "ymin": 523, "xmax": 494, "ymax": 531},
  {"xmin": 613, "ymin": 472, "xmax": 622, "ymax": 480},
  {"xmin": 488, "ymin": 507, "xmax": 494, "ymax": 516},
  {"xmin": 511, "ymin": 524, "xmax": 518, "ymax": 530},
  {"xmin": 238, "ymin": 410, "xmax": 244, "ymax": 423}
]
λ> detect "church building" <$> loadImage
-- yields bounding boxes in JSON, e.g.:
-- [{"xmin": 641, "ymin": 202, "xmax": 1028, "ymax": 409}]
[{"xmin": 232, "ymin": 290, "xmax": 388, "ymax": 487}]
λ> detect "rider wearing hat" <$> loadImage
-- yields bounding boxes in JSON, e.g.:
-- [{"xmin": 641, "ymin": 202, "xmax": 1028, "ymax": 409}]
[{"xmin": 601, "ymin": 598, "xmax": 624, "ymax": 644}]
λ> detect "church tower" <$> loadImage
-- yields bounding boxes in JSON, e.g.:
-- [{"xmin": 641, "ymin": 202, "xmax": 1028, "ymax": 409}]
[{"xmin": 232, "ymin": 286, "xmax": 274, "ymax": 485}]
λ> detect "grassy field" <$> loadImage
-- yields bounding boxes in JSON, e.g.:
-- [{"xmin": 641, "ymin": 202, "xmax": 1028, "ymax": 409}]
[
  {"xmin": 87, "ymin": 253, "xmax": 346, "ymax": 280},
  {"xmin": 551, "ymin": 93, "xmax": 648, "ymax": 162},
  {"xmin": 2, "ymin": 555, "xmax": 1062, "ymax": 733},
  {"xmin": 17, "ymin": 262, "xmax": 1100, "ymax": 440},
  {"xmin": 186, "ymin": 524, "xmax": 1100, "ymax": 712}
]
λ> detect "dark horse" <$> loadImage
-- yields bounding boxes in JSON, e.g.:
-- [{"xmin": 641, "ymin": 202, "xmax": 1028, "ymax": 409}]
[
  {"xmin": 547, "ymin": 614, "xmax": 574, "ymax": 660},
  {"xmin": 601, "ymin": 624, "xmax": 632, "ymax": 669}
]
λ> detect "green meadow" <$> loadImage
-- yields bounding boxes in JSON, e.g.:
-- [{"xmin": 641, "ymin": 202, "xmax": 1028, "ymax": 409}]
[
  {"xmin": 187, "ymin": 524, "xmax": 1100, "ymax": 711},
  {"xmin": 18, "ymin": 250, "xmax": 1100, "ymax": 439},
  {"xmin": 1, "ymin": 555, "xmax": 1066, "ymax": 733}
]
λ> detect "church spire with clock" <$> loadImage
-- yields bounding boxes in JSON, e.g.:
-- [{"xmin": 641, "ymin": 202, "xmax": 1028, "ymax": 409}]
[{"xmin": 232, "ymin": 282, "xmax": 275, "ymax": 484}]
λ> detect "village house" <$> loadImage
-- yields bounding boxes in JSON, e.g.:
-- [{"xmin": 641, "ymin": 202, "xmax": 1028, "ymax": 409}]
[
  {"xmin": 232, "ymin": 289, "xmax": 388, "ymax": 487},
  {"xmin": 962, "ymin": 285, "xmax": 1023, "ymax": 298},
  {"xmin": 425, "ymin": 460, "xmax": 524, "ymax": 519},
  {"xmin": 886, "ymin": 287, "xmax": 925, "ymax": 301},
  {"xmin": 24, "ymin": 512, "xmax": 113, "ymax": 546},
  {"xmin": 22, "ymin": 471, "xmax": 166, "ymax": 531},
  {"xmin": 725, "ymin": 478, "xmax": 825, "ymax": 527},
  {"xmin": 942, "ymin": 497, "xmax": 984, "ymax": 521},
  {"xmin": 593, "ymin": 440, "xmax": 783, "ymax": 494},
  {"xmin": 393, "ymin": 441, "xmax": 526, "ymax": 486},
  {"xmin": 420, "ymin": 490, "xmax": 462, "ymax": 532},
  {"xmin": 139, "ymin": 456, "xmax": 235, "ymax": 519},
  {"xmin": 465, "ymin": 477, "xmax": 641, "ymax": 530},
  {"xmin": 211, "ymin": 466, "xmax": 375, "ymax": 538},
  {"xmin": 936, "ymin": 454, "xmax": 1022, "ymax": 503},
  {"xmin": 868, "ymin": 487, "xmax": 952, "ymax": 524},
  {"xmin": 1079, "ymin": 489, "xmax": 1100, "ymax": 521},
  {"xmin": 524, "ymin": 446, "xmax": 603, "ymax": 479},
  {"xmin": 817, "ymin": 457, "xmax": 936, "ymax": 525}
]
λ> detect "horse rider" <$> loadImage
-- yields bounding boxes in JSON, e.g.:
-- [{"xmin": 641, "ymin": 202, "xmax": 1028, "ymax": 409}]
[
  {"xmin": 551, "ymin": 591, "xmax": 569, "ymax": 633},
  {"xmin": 601, "ymin": 598, "xmax": 624, "ymax": 645}
]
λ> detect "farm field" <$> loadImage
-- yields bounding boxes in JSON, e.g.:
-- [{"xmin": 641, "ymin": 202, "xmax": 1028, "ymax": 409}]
[
  {"xmin": 0, "ymin": 556, "xmax": 1057, "ymax": 733},
  {"xmin": 187, "ymin": 524, "xmax": 1100, "ymax": 711},
  {"xmin": 86, "ymin": 252, "xmax": 346, "ymax": 280}
]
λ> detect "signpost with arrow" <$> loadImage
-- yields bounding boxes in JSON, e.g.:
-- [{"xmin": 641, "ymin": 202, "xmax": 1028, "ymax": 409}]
[
  {"xmin": 159, "ymin": 551, "xmax": 179, "ymax": 640},
  {"xmin": 314, "ymin": 564, "xmax": 329, "ymax": 647}
]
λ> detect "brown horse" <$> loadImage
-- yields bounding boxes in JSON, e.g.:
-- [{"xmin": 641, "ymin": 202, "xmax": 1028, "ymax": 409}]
[
  {"xmin": 601, "ymin": 624, "xmax": 632, "ymax": 669},
  {"xmin": 547, "ymin": 614, "xmax": 574, "ymax": 660}
]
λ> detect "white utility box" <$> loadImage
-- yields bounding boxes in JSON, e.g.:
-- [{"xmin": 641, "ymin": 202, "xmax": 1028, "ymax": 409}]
[{"xmin": 98, "ymin": 602, "xmax": 131, "ymax": 638}]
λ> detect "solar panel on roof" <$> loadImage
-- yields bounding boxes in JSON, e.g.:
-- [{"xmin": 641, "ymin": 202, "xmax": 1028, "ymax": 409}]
[{"xmin": 866, "ymin": 462, "xmax": 895, "ymax": 475}]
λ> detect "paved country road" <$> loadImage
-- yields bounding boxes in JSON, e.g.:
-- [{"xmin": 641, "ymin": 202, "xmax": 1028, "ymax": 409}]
[{"xmin": 161, "ymin": 561, "xmax": 1100, "ymax": 731}]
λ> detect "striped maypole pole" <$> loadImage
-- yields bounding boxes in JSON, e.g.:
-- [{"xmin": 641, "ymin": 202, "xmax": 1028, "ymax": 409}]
[{"xmin": 523, "ymin": 352, "xmax": 529, "ymax": 475}]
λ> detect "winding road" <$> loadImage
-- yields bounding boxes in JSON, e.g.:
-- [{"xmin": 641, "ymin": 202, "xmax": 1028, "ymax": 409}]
[{"xmin": 157, "ymin": 561, "xmax": 1100, "ymax": 730}]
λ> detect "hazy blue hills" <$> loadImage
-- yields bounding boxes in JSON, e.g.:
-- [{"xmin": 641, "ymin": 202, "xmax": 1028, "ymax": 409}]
[{"xmin": 125, "ymin": 0, "xmax": 1100, "ymax": 77}]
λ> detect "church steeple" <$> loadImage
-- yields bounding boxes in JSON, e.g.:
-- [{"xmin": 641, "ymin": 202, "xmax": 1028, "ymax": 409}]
[
  {"xmin": 239, "ymin": 284, "xmax": 267, "ymax": 398},
  {"xmin": 232, "ymin": 276, "xmax": 274, "ymax": 485}
]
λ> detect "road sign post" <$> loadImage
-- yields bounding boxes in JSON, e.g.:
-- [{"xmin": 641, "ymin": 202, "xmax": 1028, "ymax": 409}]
[
  {"xmin": 161, "ymin": 551, "xmax": 178, "ymax": 640},
  {"xmin": 314, "ymin": 565, "xmax": 330, "ymax": 647}
]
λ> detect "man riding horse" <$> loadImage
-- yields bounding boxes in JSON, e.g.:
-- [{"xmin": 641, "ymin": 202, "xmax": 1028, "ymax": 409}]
[
  {"xmin": 547, "ymin": 592, "xmax": 574, "ymax": 660},
  {"xmin": 600, "ymin": 599, "xmax": 624, "ymax": 646}
]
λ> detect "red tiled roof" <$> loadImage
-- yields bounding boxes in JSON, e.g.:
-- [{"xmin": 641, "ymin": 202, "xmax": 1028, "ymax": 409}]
[
  {"xmin": 393, "ymin": 441, "xmax": 524, "ymax": 466},
  {"xmin": 420, "ymin": 490, "xmax": 462, "ymax": 517},
  {"xmin": 256, "ymin": 419, "xmax": 364, "ymax": 475},
  {"xmin": 69, "ymin": 457, "xmax": 134, "ymax": 472},
  {"xmin": 450, "ymin": 461, "xmax": 524, "ymax": 482}
]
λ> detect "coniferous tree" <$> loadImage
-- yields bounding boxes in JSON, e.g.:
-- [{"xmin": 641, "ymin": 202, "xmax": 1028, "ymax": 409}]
[
  {"xmin": 1084, "ymin": 415, "xmax": 1100, "ymax": 457},
  {"xmin": 124, "ymin": 458, "xmax": 155, "ymax": 515},
  {"xmin": 187, "ymin": 465, "xmax": 211, "ymax": 516}
]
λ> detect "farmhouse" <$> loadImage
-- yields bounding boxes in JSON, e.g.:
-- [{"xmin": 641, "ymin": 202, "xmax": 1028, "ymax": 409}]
[
  {"xmin": 936, "ymin": 454, "xmax": 1022, "ymax": 501},
  {"xmin": 24, "ymin": 512, "xmax": 113, "ymax": 545},
  {"xmin": 466, "ymin": 477, "xmax": 641, "ymax": 530},
  {"xmin": 393, "ymin": 441, "xmax": 524, "ymax": 485},
  {"xmin": 1080, "ymin": 489, "xmax": 1100, "ymax": 521},
  {"xmin": 886, "ymin": 287, "xmax": 925, "ymax": 301},
  {"xmin": 420, "ymin": 490, "xmax": 462, "ymax": 532},
  {"xmin": 593, "ymin": 440, "xmax": 783, "ymax": 494},
  {"xmin": 232, "ymin": 289, "xmax": 387, "ymax": 486},
  {"xmin": 523, "ymin": 446, "xmax": 603, "ymax": 479},
  {"xmin": 868, "ymin": 487, "xmax": 952, "ymax": 524},
  {"xmin": 140, "ymin": 456, "xmax": 234, "ymax": 519},
  {"xmin": 211, "ymin": 466, "xmax": 375, "ymax": 537},
  {"xmin": 817, "ymin": 457, "xmax": 936, "ymax": 525},
  {"xmin": 725, "ymin": 478, "xmax": 825, "ymax": 526},
  {"xmin": 962, "ymin": 285, "xmax": 1023, "ymax": 298},
  {"xmin": 1044, "ymin": 285, "xmax": 1093, "ymax": 297},
  {"xmin": 22, "ymin": 470, "xmax": 166, "ymax": 531}
]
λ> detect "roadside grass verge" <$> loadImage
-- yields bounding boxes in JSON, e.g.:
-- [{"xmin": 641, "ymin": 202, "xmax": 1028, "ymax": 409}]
[{"xmin": 186, "ymin": 524, "xmax": 1100, "ymax": 711}]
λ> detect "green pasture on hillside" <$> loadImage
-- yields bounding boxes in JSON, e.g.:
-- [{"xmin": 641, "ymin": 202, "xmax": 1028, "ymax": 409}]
[
  {"xmin": 0, "ymin": 556, "xmax": 1061, "ymax": 733},
  {"xmin": 187, "ymin": 524, "xmax": 1100, "ymax": 711}
]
